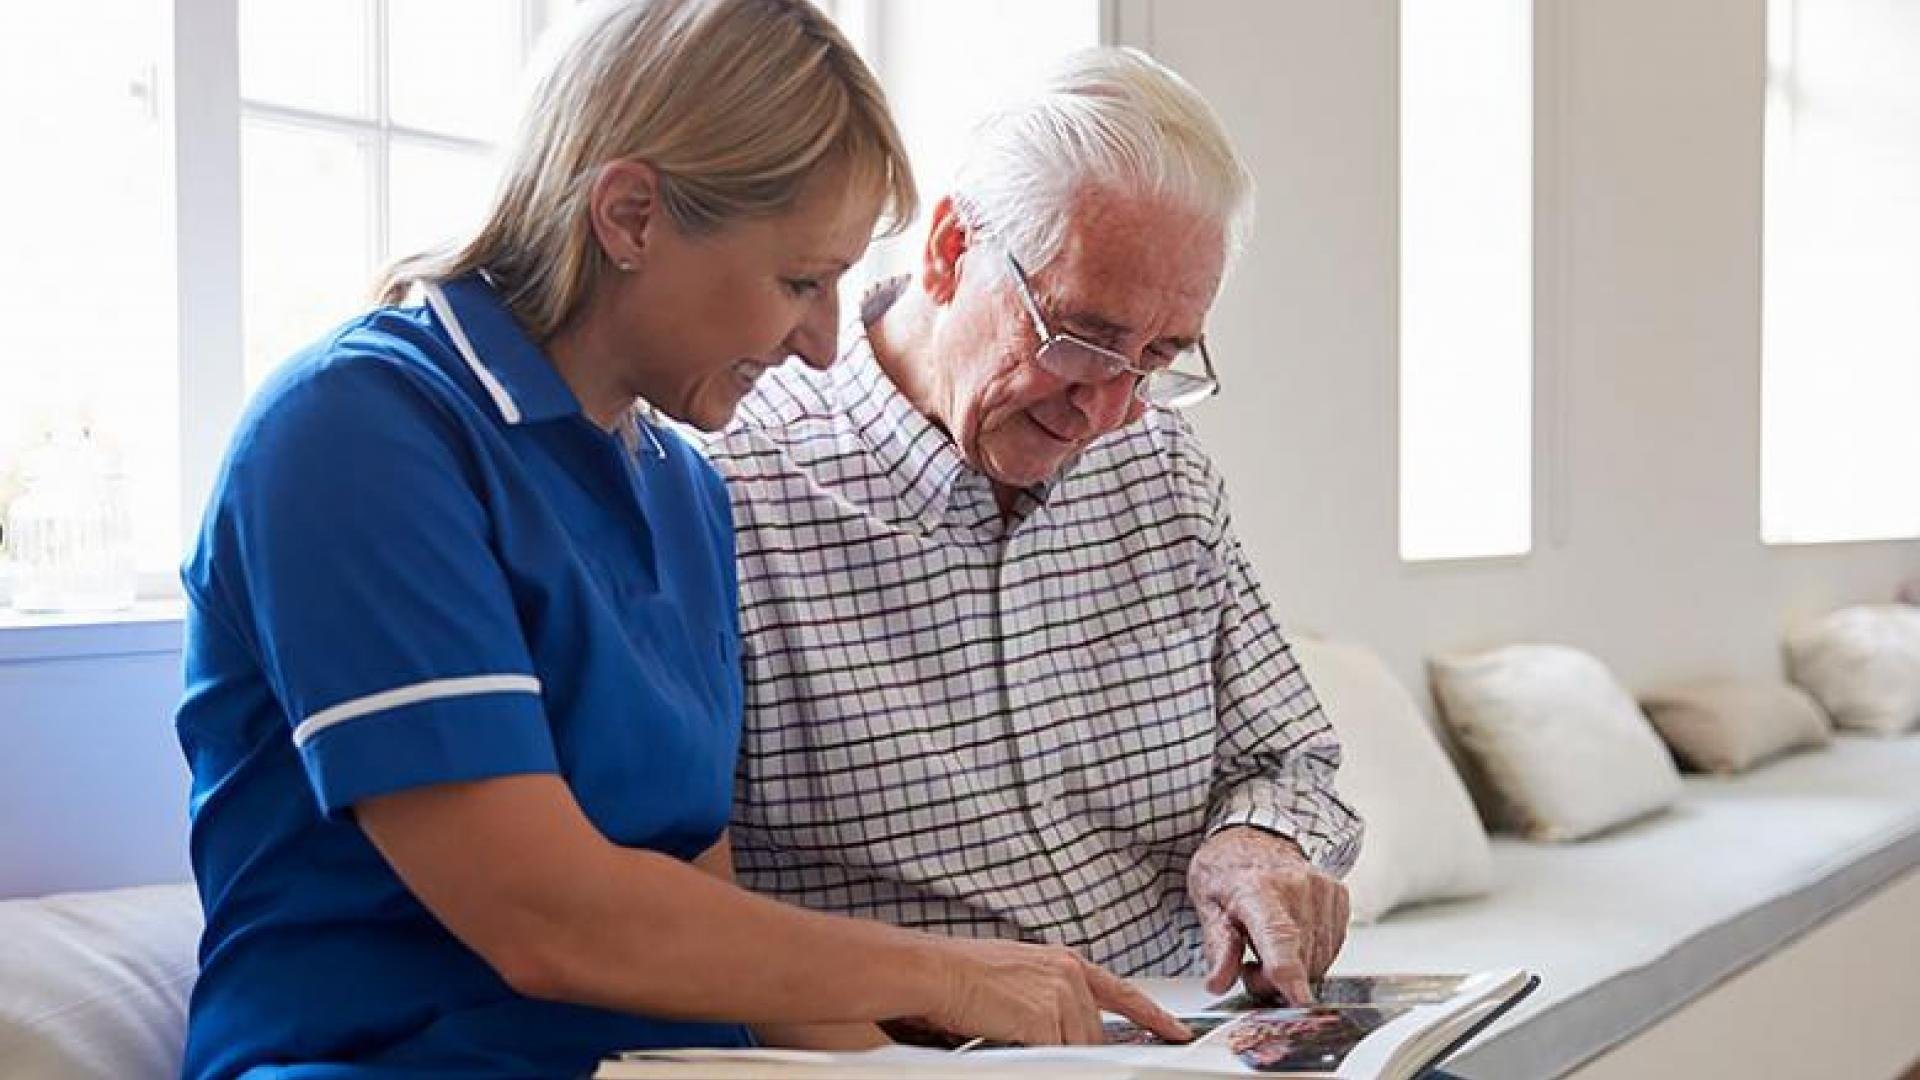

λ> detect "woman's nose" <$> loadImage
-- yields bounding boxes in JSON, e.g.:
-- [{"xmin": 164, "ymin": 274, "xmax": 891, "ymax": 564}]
[{"xmin": 783, "ymin": 289, "xmax": 841, "ymax": 370}]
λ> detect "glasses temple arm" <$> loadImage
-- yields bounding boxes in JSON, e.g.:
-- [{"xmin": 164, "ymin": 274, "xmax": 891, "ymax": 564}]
[{"xmin": 1004, "ymin": 252, "xmax": 1055, "ymax": 343}]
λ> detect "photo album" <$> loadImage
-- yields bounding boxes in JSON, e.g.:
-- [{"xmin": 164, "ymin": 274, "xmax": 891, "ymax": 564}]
[{"xmin": 597, "ymin": 968, "xmax": 1539, "ymax": 1079}]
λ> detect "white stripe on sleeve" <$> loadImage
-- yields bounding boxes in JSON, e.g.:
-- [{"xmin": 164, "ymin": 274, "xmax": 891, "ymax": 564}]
[{"xmin": 291, "ymin": 674, "xmax": 542, "ymax": 747}]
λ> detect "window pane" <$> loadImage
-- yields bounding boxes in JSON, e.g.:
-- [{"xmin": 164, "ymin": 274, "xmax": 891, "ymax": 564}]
[
  {"xmin": 241, "ymin": 122, "xmax": 375, "ymax": 389},
  {"xmin": 388, "ymin": 0, "xmax": 524, "ymax": 141},
  {"xmin": 0, "ymin": 2, "xmax": 177, "ymax": 575},
  {"xmin": 389, "ymin": 140, "xmax": 498, "ymax": 264},
  {"xmin": 1762, "ymin": 0, "xmax": 1920, "ymax": 544},
  {"xmin": 240, "ymin": 0, "xmax": 373, "ymax": 118},
  {"xmin": 835, "ymin": 0, "xmax": 1102, "ymax": 294},
  {"xmin": 1399, "ymin": 0, "xmax": 1533, "ymax": 561}
]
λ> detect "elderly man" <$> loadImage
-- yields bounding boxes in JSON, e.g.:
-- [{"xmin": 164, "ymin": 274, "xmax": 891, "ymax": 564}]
[{"xmin": 706, "ymin": 47, "xmax": 1360, "ymax": 1005}]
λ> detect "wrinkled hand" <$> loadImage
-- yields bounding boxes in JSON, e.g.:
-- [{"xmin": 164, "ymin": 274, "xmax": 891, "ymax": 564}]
[
  {"xmin": 1188, "ymin": 827, "xmax": 1350, "ymax": 1005},
  {"xmin": 919, "ymin": 938, "xmax": 1192, "ymax": 1047}
]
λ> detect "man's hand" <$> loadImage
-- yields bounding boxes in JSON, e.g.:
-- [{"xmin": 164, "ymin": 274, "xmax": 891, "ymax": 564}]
[{"xmin": 1187, "ymin": 826, "xmax": 1350, "ymax": 1005}]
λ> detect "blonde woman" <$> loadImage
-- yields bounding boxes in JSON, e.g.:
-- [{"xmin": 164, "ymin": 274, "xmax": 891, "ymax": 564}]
[{"xmin": 175, "ymin": 2, "xmax": 1185, "ymax": 1077}]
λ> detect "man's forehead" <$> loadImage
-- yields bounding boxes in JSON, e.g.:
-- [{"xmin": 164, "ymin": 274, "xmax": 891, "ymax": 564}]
[
  {"xmin": 1040, "ymin": 204, "xmax": 1226, "ymax": 333},
  {"xmin": 1055, "ymin": 190, "xmax": 1221, "ymax": 268}
]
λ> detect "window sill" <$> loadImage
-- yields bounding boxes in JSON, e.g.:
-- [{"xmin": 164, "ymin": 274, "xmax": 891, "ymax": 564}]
[{"xmin": 0, "ymin": 600, "xmax": 187, "ymax": 664}]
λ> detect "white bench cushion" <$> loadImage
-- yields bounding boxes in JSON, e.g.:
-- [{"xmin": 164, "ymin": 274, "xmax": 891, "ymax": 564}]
[
  {"xmin": 1293, "ymin": 636, "xmax": 1492, "ymax": 922},
  {"xmin": 1787, "ymin": 604, "xmax": 1920, "ymax": 735},
  {"xmin": 0, "ymin": 883, "xmax": 201, "ymax": 1080}
]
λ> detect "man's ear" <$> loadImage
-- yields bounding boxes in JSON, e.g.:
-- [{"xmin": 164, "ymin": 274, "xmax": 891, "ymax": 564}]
[
  {"xmin": 588, "ymin": 159, "xmax": 661, "ymax": 273},
  {"xmin": 920, "ymin": 195, "xmax": 972, "ymax": 305}
]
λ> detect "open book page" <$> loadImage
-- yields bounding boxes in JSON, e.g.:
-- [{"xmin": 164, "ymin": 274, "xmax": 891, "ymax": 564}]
[
  {"xmin": 1271, "ymin": 971, "xmax": 1533, "ymax": 1078},
  {"xmin": 598, "ymin": 969, "xmax": 1535, "ymax": 1080},
  {"xmin": 1117, "ymin": 970, "xmax": 1530, "ymax": 1078}
]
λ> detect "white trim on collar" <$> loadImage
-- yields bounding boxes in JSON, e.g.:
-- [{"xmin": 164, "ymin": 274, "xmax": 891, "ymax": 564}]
[{"xmin": 422, "ymin": 281, "xmax": 522, "ymax": 424}]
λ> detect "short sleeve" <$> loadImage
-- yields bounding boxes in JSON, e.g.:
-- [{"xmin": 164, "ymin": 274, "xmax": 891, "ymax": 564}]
[{"xmin": 188, "ymin": 353, "xmax": 556, "ymax": 815}]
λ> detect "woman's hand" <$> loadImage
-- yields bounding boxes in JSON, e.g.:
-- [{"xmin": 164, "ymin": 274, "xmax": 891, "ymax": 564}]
[{"xmin": 917, "ymin": 938, "xmax": 1192, "ymax": 1047}]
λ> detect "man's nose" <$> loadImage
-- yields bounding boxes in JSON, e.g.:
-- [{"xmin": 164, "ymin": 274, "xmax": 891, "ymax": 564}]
[{"xmin": 1067, "ymin": 373, "xmax": 1140, "ymax": 431}]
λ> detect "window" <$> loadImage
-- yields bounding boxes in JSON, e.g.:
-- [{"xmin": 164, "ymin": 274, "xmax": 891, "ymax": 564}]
[
  {"xmin": 0, "ymin": 1, "xmax": 561, "ymax": 599},
  {"xmin": 1762, "ymin": 0, "xmax": 1920, "ymax": 544},
  {"xmin": 240, "ymin": 1, "xmax": 548, "ymax": 387},
  {"xmin": 0, "ymin": 2, "xmax": 177, "ymax": 585},
  {"xmin": 1398, "ymin": 0, "xmax": 1534, "ymax": 562},
  {"xmin": 0, "ymin": 0, "xmax": 1098, "ymax": 603}
]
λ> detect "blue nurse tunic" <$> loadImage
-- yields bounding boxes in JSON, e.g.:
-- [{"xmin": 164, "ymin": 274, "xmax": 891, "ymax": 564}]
[{"xmin": 176, "ymin": 273, "xmax": 750, "ymax": 1079}]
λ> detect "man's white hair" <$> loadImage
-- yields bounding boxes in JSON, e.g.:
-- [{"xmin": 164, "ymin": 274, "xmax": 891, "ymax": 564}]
[{"xmin": 950, "ymin": 46, "xmax": 1254, "ymax": 274}]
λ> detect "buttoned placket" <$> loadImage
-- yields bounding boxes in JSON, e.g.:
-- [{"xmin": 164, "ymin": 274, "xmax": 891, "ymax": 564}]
[
  {"xmin": 958, "ymin": 475, "xmax": 1097, "ymax": 951},
  {"xmin": 568, "ymin": 411, "xmax": 662, "ymax": 602},
  {"xmin": 843, "ymin": 313, "xmax": 1110, "ymax": 949}
]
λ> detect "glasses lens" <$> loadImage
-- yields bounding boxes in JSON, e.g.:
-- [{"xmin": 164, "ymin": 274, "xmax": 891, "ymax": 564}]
[
  {"xmin": 1036, "ymin": 336, "xmax": 1125, "ymax": 383},
  {"xmin": 1039, "ymin": 334, "xmax": 1218, "ymax": 409},
  {"xmin": 1140, "ymin": 368, "xmax": 1217, "ymax": 409}
]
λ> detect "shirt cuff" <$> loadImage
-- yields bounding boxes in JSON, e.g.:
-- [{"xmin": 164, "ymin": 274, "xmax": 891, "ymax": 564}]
[
  {"xmin": 297, "ymin": 687, "xmax": 557, "ymax": 816},
  {"xmin": 1206, "ymin": 778, "xmax": 1363, "ymax": 878}
]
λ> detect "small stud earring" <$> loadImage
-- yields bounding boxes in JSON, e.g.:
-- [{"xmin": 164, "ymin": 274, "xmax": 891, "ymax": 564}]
[{"xmin": 616, "ymin": 259, "xmax": 635, "ymax": 272}]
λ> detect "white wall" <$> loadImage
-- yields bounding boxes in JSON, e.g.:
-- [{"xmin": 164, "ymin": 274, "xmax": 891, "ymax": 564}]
[{"xmin": 1135, "ymin": 0, "xmax": 1919, "ymax": 699}]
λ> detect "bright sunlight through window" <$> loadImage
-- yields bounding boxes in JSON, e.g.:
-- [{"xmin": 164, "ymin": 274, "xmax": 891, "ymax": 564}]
[
  {"xmin": 0, "ymin": 3, "xmax": 178, "ymax": 577},
  {"xmin": 1398, "ymin": 0, "xmax": 1534, "ymax": 562},
  {"xmin": 239, "ymin": 0, "xmax": 543, "ymax": 389},
  {"xmin": 1762, "ymin": 0, "xmax": 1920, "ymax": 544}
]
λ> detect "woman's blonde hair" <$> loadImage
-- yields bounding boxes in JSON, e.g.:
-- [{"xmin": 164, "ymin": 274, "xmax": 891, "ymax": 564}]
[{"xmin": 375, "ymin": 0, "xmax": 915, "ymax": 341}]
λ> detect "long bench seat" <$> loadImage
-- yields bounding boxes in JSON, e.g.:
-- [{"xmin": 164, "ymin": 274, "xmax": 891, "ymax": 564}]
[
  {"xmin": 1336, "ymin": 733, "xmax": 1920, "ymax": 1078},
  {"xmin": 7, "ymin": 738, "xmax": 1918, "ymax": 1078}
]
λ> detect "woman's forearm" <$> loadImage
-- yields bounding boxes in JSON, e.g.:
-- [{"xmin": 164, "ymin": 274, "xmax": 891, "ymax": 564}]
[
  {"xmin": 528, "ymin": 844, "xmax": 944, "ymax": 1023},
  {"xmin": 358, "ymin": 773, "xmax": 947, "ymax": 1027},
  {"xmin": 690, "ymin": 834, "xmax": 893, "ymax": 1049}
]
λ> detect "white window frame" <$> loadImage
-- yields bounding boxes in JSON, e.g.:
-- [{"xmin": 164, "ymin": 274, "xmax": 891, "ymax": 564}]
[
  {"xmin": 148, "ymin": 0, "xmax": 563, "ymax": 603},
  {"xmin": 237, "ymin": 6, "xmax": 519, "ymax": 312},
  {"xmin": 10, "ymin": 0, "xmax": 1124, "ymax": 609}
]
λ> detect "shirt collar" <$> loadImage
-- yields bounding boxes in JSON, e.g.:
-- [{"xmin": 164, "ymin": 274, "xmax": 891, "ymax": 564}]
[
  {"xmin": 422, "ymin": 272, "xmax": 581, "ymax": 425},
  {"xmin": 836, "ymin": 279, "xmax": 971, "ymax": 535}
]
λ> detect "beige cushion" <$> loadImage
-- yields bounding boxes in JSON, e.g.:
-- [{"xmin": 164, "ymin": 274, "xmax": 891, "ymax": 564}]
[
  {"xmin": 1785, "ymin": 605, "xmax": 1920, "ymax": 735},
  {"xmin": 1639, "ymin": 681, "xmax": 1831, "ymax": 774},
  {"xmin": 1290, "ymin": 637, "xmax": 1492, "ymax": 922},
  {"xmin": 1430, "ymin": 644, "xmax": 1682, "ymax": 842}
]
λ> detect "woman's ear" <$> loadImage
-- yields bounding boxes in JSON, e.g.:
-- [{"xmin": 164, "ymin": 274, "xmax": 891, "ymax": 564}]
[
  {"xmin": 588, "ymin": 159, "xmax": 661, "ymax": 273},
  {"xmin": 920, "ymin": 195, "xmax": 971, "ymax": 304}
]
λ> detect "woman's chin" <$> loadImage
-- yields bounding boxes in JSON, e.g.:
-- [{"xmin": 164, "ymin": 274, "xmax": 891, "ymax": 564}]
[
  {"xmin": 678, "ymin": 393, "xmax": 743, "ymax": 433},
  {"xmin": 649, "ymin": 376, "xmax": 758, "ymax": 433}
]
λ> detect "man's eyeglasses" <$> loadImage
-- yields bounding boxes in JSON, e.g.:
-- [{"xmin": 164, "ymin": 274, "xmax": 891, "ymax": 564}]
[{"xmin": 1004, "ymin": 252, "xmax": 1219, "ymax": 410}]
